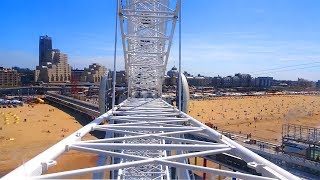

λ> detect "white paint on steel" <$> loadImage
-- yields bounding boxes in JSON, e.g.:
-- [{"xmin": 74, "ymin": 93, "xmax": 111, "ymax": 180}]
[
  {"xmin": 112, "ymin": 0, "xmax": 119, "ymax": 111},
  {"xmin": 3, "ymin": 0, "xmax": 300, "ymax": 179},
  {"xmin": 181, "ymin": 72, "xmax": 189, "ymax": 113},
  {"xmin": 178, "ymin": 0, "xmax": 182, "ymax": 112},
  {"xmin": 2, "ymin": 109, "xmax": 114, "ymax": 178},
  {"xmin": 99, "ymin": 72, "xmax": 109, "ymax": 114},
  {"xmin": 119, "ymin": 0, "xmax": 180, "ymax": 98},
  {"xmin": 3, "ymin": 98, "xmax": 298, "ymax": 179}
]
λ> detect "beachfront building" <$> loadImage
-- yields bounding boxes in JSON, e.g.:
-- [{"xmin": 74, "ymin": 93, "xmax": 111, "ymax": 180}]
[
  {"xmin": 235, "ymin": 73, "xmax": 252, "ymax": 87},
  {"xmin": 232, "ymin": 75, "xmax": 241, "ymax": 87},
  {"xmin": 185, "ymin": 75, "xmax": 212, "ymax": 87},
  {"xmin": 212, "ymin": 76, "xmax": 223, "ymax": 88},
  {"xmin": 0, "ymin": 67, "xmax": 21, "ymax": 88},
  {"xmin": 223, "ymin": 76, "xmax": 233, "ymax": 88},
  {"xmin": 81, "ymin": 63, "xmax": 106, "ymax": 83},
  {"xmin": 35, "ymin": 35, "xmax": 72, "ymax": 83},
  {"xmin": 164, "ymin": 66, "xmax": 178, "ymax": 86},
  {"xmin": 35, "ymin": 49, "xmax": 71, "ymax": 83},
  {"xmin": 255, "ymin": 77, "xmax": 273, "ymax": 88},
  {"xmin": 221, "ymin": 74, "xmax": 252, "ymax": 88},
  {"xmin": 167, "ymin": 66, "xmax": 179, "ymax": 78},
  {"xmin": 297, "ymin": 78, "xmax": 313, "ymax": 88}
]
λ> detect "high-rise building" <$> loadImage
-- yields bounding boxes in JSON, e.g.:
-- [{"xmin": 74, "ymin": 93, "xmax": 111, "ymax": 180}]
[
  {"xmin": 39, "ymin": 35, "xmax": 53, "ymax": 66},
  {"xmin": 35, "ymin": 35, "xmax": 71, "ymax": 83}
]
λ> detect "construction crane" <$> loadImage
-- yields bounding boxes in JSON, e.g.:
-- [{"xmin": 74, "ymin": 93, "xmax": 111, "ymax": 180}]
[
  {"xmin": 3, "ymin": 0, "xmax": 298, "ymax": 179},
  {"xmin": 71, "ymin": 71, "xmax": 79, "ymax": 98}
]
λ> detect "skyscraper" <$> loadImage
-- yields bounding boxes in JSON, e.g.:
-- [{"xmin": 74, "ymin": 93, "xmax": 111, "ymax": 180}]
[
  {"xmin": 39, "ymin": 35, "xmax": 52, "ymax": 65},
  {"xmin": 35, "ymin": 35, "xmax": 71, "ymax": 83}
]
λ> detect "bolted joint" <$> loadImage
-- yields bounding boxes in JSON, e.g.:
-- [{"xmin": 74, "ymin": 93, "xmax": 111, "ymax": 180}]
[
  {"xmin": 247, "ymin": 161, "xmax": 264, "ymax": 172},
  {"xmin": 76, "ymin": 132, "xmax": 81, "ymax": 137},
  {"xmin": 41, "ymin": 160, "xmax": 57, "ymax": 172},
  {"xmin": 65, "ymin": 144, "xmax": 70, "ymax": 151}
]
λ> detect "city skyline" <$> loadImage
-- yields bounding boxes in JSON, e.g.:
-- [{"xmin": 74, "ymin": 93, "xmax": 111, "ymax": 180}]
[{"xmin": 1, "ymin": 0, "xmax": 320, "ymax": 80}]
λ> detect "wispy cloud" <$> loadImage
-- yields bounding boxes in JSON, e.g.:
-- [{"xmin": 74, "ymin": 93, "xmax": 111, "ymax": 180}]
[{"xmin": 168, "ymin": 33, "xmax": 320, "ymax": 80}]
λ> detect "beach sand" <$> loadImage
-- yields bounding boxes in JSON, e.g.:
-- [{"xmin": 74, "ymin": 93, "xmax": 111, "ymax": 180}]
[
  {"xmin": 188, "ymin": 95, "xmax": 320, "ymax": 143},
  {"xmin": 0, "ymin": 103, "xmax": 97, "ymax": 178},
  {"xmin": 1, "ymin": 95, "xmax": 319, "ymax": 178}
]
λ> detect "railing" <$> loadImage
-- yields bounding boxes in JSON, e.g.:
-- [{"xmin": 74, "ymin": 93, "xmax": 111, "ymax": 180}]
[{"xmin": 45, "ymin": 92, "xmax": 100, "ymax": 117}]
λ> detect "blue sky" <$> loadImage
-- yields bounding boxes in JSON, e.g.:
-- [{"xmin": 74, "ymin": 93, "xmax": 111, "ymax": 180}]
[{"xmin": 0, "ymin": 0, "xmax": 320, "ymax": 81}]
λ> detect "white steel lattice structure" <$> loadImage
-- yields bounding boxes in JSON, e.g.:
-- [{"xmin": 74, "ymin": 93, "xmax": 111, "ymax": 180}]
[
  {"xmin": 119, "ymin": 0, "xmax": 179, "ymax": 98},
  {"xmin": 4, "ymin": 0, "xmax": 300, "ymax": 179},
  {"xmin": 3, "ymin": 99, "xmax": 299, "ymax": 179}
]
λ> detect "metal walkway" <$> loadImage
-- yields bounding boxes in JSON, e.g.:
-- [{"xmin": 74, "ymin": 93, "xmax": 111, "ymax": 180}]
[
  {"xmin": 44, "ymin": 91, "xmax": 320, "ymax": 178},
  {"xmin": 4, "ymin": 98, "xmax": 298, "ymax": 179},
  {"xmin": 3, "ymin": 0, "xmax": 299, "ymax": 179}
]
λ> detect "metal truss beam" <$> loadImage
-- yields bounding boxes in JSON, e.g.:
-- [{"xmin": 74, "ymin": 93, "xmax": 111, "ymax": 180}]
[
  {"xmin": 3, "ymin": 0, "xmax": 299, "ymax": 179},
  {"xmin": 4, "ymin": 98, "xmax": 299, "ymax": 179},
  {"xmin": 119, "ymin": 0, "xmax": 180, "ymax": 98}
]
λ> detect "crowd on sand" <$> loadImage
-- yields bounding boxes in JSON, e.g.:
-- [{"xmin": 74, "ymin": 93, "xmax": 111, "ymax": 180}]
[
  {"xmin": 188, "ymin": 94, "xmax": 320, "ymax": 143},
  {"xmin": 0, "ymin": 103, "xmax": 96, "ymax": 178},
  {"xmin": 0, "ymin": 94, "xmax": 319, "ymax": 178}
]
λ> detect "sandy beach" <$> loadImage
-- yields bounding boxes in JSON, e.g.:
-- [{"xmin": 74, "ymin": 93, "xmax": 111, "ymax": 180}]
[
  {"xmin": 1, "ymin": 95, "xmax": 319, "ymax": 178},
  {"xmin": 0, "ymin": 103, "xmax": 97, "ymax": 178},
  {"xmin": 189, "ymin": 95, "xmax": 320, "ymax": 143}
]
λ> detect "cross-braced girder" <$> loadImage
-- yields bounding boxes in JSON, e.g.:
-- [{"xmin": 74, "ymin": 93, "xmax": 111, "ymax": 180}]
[
  {"xmin": 3, "ymin": 1, "xmax": 299, "ymax": 179},
  {"xmin": 3, "ymin": 98, "xmax": 298, "ymax": 179},
  {"xmin": 119, "ymin": 0, "xmax": 180, "ymax": 98}
]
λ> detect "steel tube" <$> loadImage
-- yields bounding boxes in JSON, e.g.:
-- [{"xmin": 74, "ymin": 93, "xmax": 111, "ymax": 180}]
[{"xmin": 73, "ymin": 143, "xmax": 229, "ymax": 151}]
